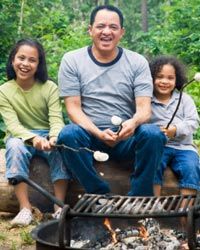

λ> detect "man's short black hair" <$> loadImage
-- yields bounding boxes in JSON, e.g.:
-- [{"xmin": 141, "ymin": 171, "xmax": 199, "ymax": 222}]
[{"xmin": 90, "ymin": 5, "xmax": 124, "ymax": 28}]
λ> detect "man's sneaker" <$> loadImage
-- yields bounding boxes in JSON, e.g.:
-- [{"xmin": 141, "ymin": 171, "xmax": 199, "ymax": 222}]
[
  {"xmin": 52, "ymin": 207, "xmax": 62, "ymax": 219},
  {"xmin": 11, "ymin": 208, "xmax": 33, "ymax": 226}
]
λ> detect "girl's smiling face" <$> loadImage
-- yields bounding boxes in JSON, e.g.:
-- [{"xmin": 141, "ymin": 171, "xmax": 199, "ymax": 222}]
[
  {"xmin": 154, "ymin": 64, "xmax": 176, "ymax": 99},
  {"xmin": 12, "ymin": 45, "xmax": 39, "ymax": 86}
]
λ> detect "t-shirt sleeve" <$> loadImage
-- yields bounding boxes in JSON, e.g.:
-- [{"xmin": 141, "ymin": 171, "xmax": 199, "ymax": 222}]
[
  {"xmin": 133, "ymin": 57, "xmax": 153, "ymax": 98},
  {"xmin": 175, "ymin": 94, "xmax": 200, "ymax": 137},
  {"xmin": 58, "ymin": 53, "xmax": 81, "ymax": 97}
]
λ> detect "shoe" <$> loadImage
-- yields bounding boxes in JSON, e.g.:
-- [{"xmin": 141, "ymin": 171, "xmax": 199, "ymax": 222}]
[
  {"xmin": 52, "ymin": 207, "xmax": 62, "ymax": 219},
  {"xmin": 11, "ymin": 208, "xmax": 33, "ymax": 226}
]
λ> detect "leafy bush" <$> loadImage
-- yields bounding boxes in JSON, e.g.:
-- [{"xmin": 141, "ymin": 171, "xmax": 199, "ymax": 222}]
[{"xmin": 0, "ymin": 0, "xmax": 199, "ymax": 144}]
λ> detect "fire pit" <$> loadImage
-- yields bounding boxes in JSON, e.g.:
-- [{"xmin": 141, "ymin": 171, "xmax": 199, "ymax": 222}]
[{"xmin": 32, "ymin": 193, "xmax": 200, "ymax": 250}]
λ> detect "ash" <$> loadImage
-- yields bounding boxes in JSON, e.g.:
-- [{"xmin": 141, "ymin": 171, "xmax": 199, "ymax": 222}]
[{"xmin": 71, "ymin": 218, "xmax": 188, "ymax": 249}]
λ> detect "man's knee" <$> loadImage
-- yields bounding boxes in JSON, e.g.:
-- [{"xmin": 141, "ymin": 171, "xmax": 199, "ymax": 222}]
[
  {"xmin": 137, "ymin": 124, "xmax": 166, "ymax": 142},
  {"xmin": 58, "ymin": 124, "xmax": 89, "ymax": 145}
]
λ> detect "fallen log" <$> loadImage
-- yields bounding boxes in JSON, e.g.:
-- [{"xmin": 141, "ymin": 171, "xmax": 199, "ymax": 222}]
[{"xmin": 0, "ymin": 149, "xmax": 179, "ymax": 213}]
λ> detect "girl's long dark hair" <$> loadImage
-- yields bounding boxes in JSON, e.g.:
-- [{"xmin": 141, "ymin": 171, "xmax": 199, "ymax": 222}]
[{"xmin": 6, "ymin": 38, "xmax": 48, "ymax": 83}]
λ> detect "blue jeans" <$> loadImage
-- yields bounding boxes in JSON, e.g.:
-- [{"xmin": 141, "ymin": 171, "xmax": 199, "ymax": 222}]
[
  {"xmin": 57, "ymin": 124, "xmax": 167, "ymax": 196},
  {"xmin": 6, "ymin": 130, "xmax": 70, "ymax": 182},
  {"xmin": 154, "ymin": 146, "xmax": 200, "ymax": 191}
]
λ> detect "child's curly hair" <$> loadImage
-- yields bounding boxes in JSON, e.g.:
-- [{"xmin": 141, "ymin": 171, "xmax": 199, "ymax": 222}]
[{"xmin": 149, "ymin": 55, "xmax": 187, "ymax": 90}]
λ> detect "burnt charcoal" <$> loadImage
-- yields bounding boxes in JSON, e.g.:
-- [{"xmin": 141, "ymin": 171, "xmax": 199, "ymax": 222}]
[
  {"xmin": 157, "ymin": 241, "xmax": 168, "ymax": 249},
  {"xmin": 197, "ymin": 235, "xmax": 200, "ymax": 244},
  {"xmin": 93, "ymin": 242, "xmax": 102, "ymax": 249},
  {"xmin": 172, "ymin": 229, "xmax": 187, "ymax": 240},
  {"xmin": 122, "ymin": 236, "xmax": 140, "ymax": 245},
  {"xmin": 70, "ymin": 239, "xmax": 90, "ymax": 248},
  {"xmin": 135, "ymin": 246, "xmax": 148, "ymax": 250},
  {"xmin": 165, "ymin": 240, "xmax": 180, "ymax": 250},
  {"xmin": 119, "ymin": 227, "xmax": 140, "ymax": 237},
  {"xmin": 127, "ymin": 243, "xmax": 143, "ymax": 249},
  {"xmin": 70, "ymin": 217, "xmax": 190, "ymax": 249}
]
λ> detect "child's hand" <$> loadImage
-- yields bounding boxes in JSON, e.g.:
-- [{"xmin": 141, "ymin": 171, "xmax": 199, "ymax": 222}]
[
  {"xmin": 160, "ymin": 125, "xmax": 176, "ymax": 138},
  {"xmin": 32, "ymin": 136, "xmax": 51, "ymax": 151},
  {"xmin": 49, "ymin": 136, "xmax": 57, "ymax": 147}
]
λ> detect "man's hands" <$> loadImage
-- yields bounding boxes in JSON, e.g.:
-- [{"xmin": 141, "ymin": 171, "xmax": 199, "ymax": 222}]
[
  {"xmin": 98, "ymin": 118, "xmax": 137, "ymax": 147},
  {"xmin": 98, "ymin": 129, "xmax": 118, "ymax": 147},
  {"xmin": 32, "ymin": 136, "xmax": 57, "ymax": 151},
  {"xmin": 116, "ymin": 118, "xmax": 137, "ymax": 140}
]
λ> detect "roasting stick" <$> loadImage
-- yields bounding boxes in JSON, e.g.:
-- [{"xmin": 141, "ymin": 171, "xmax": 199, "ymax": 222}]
[
  {"xmin": 54, "ymin": 144, "xmax": 94, "ymax": 153},
  {"xmin": 54, "ymin": 144, "xmax": 109, "ymax": 162},
  {"xmin": 166, "ymin": 73, "xmax": 200, "ymax": 129},
  {"xmin": 9, "ymin": 175, "xmax": 65, "ymax": 208}
]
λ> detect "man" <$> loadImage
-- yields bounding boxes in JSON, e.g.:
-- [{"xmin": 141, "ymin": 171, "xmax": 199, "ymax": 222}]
[{"xmin": 57, "ymin": 5, "xmax": 166, "ymax": 196}]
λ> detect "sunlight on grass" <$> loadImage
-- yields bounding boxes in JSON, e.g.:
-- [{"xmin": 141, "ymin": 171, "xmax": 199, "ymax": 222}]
[
  {"xmin": 20, "ymin": 230, "xmax": 34, "ymax": 245},
  {"xmin": 11, "ymin": 241, "xmax": 17, "ymax": 250},
  {"xmin": 0, "ymin": 233, "xmax": 6, "ymax": 241}
]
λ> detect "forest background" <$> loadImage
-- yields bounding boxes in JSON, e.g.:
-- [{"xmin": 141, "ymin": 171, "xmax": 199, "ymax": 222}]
[{"xmin": 0, "ymin": 0, "xmax": 200, "ymax": 147}]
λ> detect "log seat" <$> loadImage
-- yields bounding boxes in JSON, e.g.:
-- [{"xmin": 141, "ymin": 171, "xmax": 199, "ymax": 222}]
[{"xmin": 0, "ymin": 149, "xmax": 179, "ymax": 213}]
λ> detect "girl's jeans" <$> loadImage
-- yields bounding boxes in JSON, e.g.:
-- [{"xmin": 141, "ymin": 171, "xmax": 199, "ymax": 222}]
[
  {"xmin": 154, "ymin": 146, "xmax": 200, "ymax": 191},
  {"xmin": 6, "ymin": 130, "xmax": 69, "ymax": 183},
  {"xmin": 57, "ymin": 124, "xmax": 167, "ymax": 196}
]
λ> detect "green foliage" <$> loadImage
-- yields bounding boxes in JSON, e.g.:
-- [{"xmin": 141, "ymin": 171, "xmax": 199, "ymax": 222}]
[
  {"xmin": 20, "ymin": 230, "xmax": 34, "ymax": 245},
  {"xmin": 0, "ymin": 121, "xmax": 5, "ymax": 148},
  {"xmin": 132, "ymin": 0, "xmax": 200, "ymax": 66},
  {"xmin": 0, "ymin": 1, "xmax": 21, "ymax": 84},
  {"xmin": 10, "ymin": 241, "xmax": 17, "ymax": 250},
  {"xmin": 42, "ymin": 22, "xmax": 90, "ymax": 81},
  {"xmin": 0, "ymin": 233, "xmax": 6, "ymax": 241},
  {"xmin": 0, "ymin": 0, "xmax": 199, "ymax": 142}
]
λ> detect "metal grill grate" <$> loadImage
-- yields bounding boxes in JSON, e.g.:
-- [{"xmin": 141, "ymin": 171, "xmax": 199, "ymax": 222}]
[
  {"xmin": 59, "ymin": 193, "xmax": 200, "ymax": 249},
  {"xmin": 71, "ymin": 193, "xmax": 200, "ymax": 218}
]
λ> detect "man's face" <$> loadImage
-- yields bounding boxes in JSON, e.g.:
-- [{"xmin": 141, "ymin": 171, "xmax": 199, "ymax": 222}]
[{"xmin": 89, "ymin": 9, "xmax": 125, "ymax": 55}]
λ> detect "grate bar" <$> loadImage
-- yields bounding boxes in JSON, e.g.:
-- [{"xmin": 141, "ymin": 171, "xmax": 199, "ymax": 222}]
[{"xmin": 72, "ymin": 194, "xmax": 198, "ymax": 218}]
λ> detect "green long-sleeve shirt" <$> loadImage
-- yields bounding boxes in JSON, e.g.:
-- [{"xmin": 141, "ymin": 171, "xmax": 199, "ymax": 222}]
[{"xmin": 0, "ymin": 79, "xmax": 65, "ymax": 142}]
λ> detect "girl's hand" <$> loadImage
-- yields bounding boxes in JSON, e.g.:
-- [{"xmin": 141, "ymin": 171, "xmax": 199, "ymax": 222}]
[
  {"xmin": 160, "ymin": 125, "xmax": 177, "ymax": 138},
  {"xmin": 49, "ymin": 136, "xmax": 57, "ymax": 147},
  {"xmin": 32, "ymin": 136, "xmax": 51, "ymax": 151}
]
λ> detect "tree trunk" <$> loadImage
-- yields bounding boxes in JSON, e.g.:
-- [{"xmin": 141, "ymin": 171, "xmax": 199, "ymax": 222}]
[
  {"xmin": 18, "ymin": 0, "xmax": 25, "ymax": 37},
  {"xmin": 141, "ymin": 0, "xmax": 148, "ymax": 32}
]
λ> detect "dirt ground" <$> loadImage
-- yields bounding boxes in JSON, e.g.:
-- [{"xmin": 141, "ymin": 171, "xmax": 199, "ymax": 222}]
[{"xmin": 0, "ymin": 209, "xmax": 50, "ymax": 250}]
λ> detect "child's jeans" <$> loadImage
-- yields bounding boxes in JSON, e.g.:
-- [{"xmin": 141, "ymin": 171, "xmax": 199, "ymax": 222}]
[
  {"xmin": 5, "ymin": 130, "xmax": 70, "ymax": 183},
  {"xmin": 154, "ymin": 146, "xmax": 200, "ymax": 191}
]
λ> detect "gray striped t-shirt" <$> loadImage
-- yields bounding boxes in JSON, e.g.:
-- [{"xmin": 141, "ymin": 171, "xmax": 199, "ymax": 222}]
[{"xmin": 58, "ymin": 46, "xmax": 153, "ymax": 129}]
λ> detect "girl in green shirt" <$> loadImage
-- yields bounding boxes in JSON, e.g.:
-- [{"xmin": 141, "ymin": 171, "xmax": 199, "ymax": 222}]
[{"xmin": 0, "ymin": 39, "xmax": 69, "ymax": 226}]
